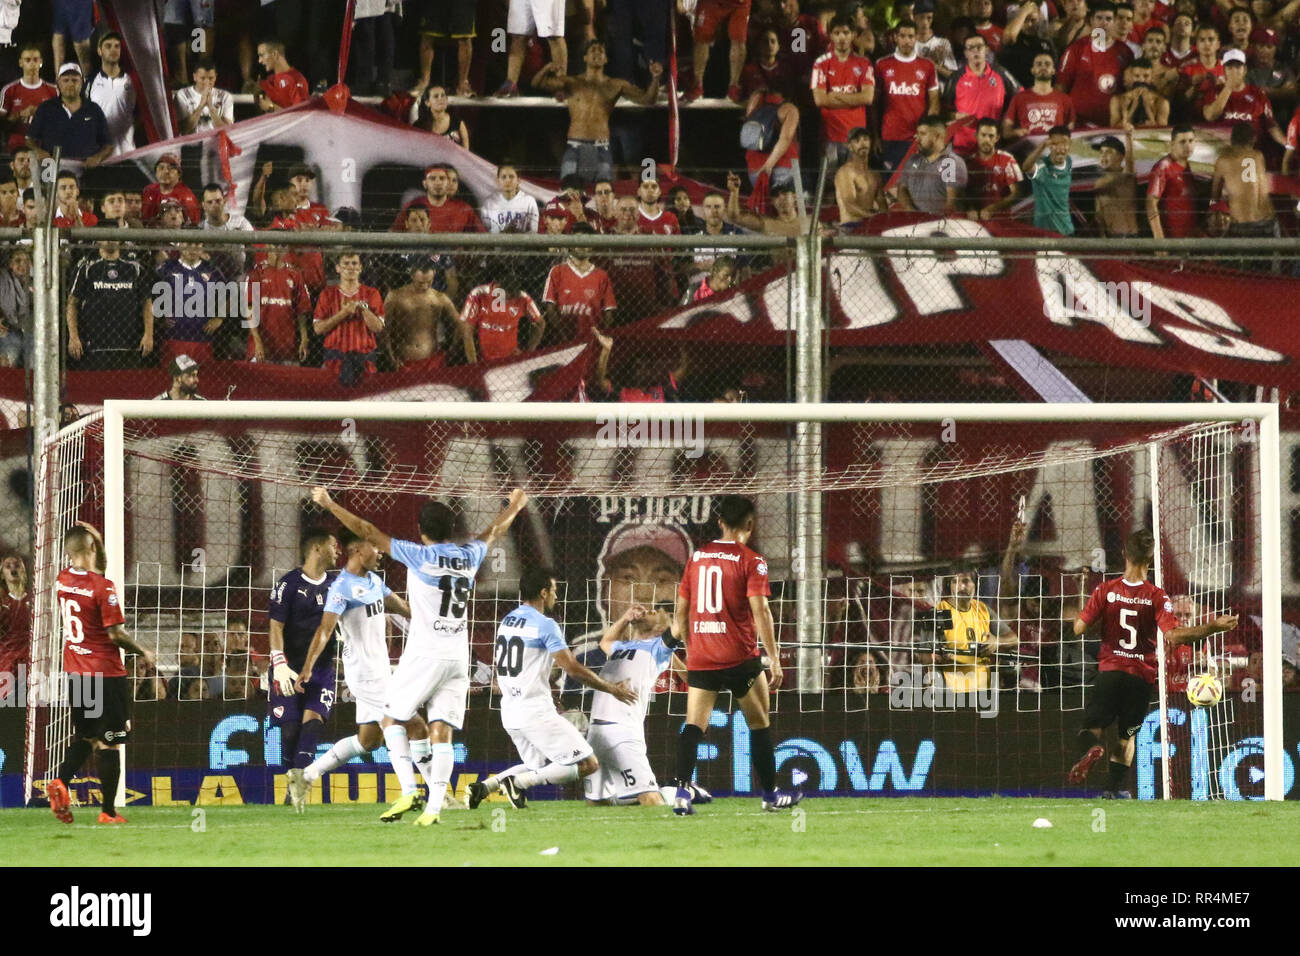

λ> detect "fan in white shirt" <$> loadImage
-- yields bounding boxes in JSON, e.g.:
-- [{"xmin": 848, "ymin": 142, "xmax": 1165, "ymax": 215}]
[
  {"xmin": 87, "ymin": 33, "xmax": 137, "ymax": 156},
  {"xmin": 480, "ymin": 165, "xmax": 540, "ymax": 233},
  {"xmin": 174, "ymin": 58, "xmax": 234, "ymax": 134}
]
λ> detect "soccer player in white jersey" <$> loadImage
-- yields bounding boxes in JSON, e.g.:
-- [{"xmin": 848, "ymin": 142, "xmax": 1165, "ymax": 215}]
[
  {"xmin": 294, "ymin": 531, "xmax": 410, "ymax": 808},
  {"xmin": 583, "ymin": 604, "xmax": 684, "ymax": 806},
  {"xmin": 311, "ymin": 485, "xmax": 529, "ymax": 826},
  {"xmin": 480, "ymin": 164, "xmax": 540, "ymax": 233},
  {"xmin": 467, "ymin": 566, "xmax": 637, "ymax": 809}
]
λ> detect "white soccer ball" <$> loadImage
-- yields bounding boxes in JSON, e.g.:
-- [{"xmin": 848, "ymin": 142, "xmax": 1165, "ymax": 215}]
[{"xmin": 1186, "ymin": 672, "xmax": 1224, "ymax": 708}]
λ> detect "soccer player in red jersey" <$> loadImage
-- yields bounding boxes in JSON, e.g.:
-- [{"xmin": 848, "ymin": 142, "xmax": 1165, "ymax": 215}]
[
  {"xmin": 1068, "ymin": 529, "xmax": 1237, "ymax": 797},
  {"xmin": 965, "ymin": 119, "xmax": 1024, "ymax": 219},
  {"xmin": 876, "ymin": 20, "xmax": 941, "ymax": 170},
  {"xmin": 1003, "ymin": 53, "xmax": 1076, "ymax": 139},
  {"xmin": 460, "ymin": 269, "xmax": 545, "ymax": 361},
  {"xmin": 256, "ymin": 40, "xmax": 309, "ymax": 112},
  {"xmin": 670, "ymin": 495, "xmax": 801, "ymax": 814},
  {"xmin": 313, "ymin": 252, "xmax": 387, "ymax": 383},
  {"xmin": 1146, "ymin": 124, "xmax": 1198, "ymax": 239},
  {"xmin": 542, "ymin": 224, "xmax": 616, "ymax": 343},
  {"xmin": 0, "ymin": 43, "xmax": 57, "ymax": 155},
  {"xmin": 1057, "ymin": 2, "xmax": 1134, "ymax": 126},
  {"xmin": 245, "ymin": 245, "xmax": 312, "ymax": 363},
  {"xmin": 811, "ymin": 15, "xmax": 875, "ymax": 167},
  {"xmin": 48, "ymin": 523, "xmax": 155, "ymax": 825}
]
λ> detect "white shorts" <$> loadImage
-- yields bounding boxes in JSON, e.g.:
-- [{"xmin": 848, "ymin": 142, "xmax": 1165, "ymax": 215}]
[
  {"xmin": 505, "ymin": 709, "xmax": 594, "ymax": 771},
  {"xmin": 347, "ymin": 676, "xmax": 388, "ymax": 726},
  {"xmin": 583, "ymin": 721, "xmax": 658, "ymax": 802},
  {"xmin": 384, "ymin": 655, "xmax": 469, "ymax": 728},
  {"xmin": 507, "ymin": 0, "xmax": 565, "ymax": 37}
]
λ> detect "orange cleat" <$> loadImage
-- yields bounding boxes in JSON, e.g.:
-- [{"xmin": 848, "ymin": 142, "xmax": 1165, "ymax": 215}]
[
  {"xmin": 97, "ymin": 811, "xmax": 127, "ymax": 824},
  {"xmin": 48, "ymin": 779, "xmax": 73, "ymax": 824}
]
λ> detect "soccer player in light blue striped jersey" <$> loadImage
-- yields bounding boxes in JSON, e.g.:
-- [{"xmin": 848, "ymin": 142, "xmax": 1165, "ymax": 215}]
[
  {"xmin": 311, "ymin": 486, "xmax": 529, "ymax": 826},
  {"xmin": 467, "ymin": 566, "xmax": 638, "ymax": 810}
]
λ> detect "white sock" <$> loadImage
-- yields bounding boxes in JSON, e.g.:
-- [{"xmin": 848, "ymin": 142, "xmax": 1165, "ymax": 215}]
[
  {"xmin": 423, "ymin": 742, "xmax": 454, "ymax": 815},
  {"xmin": 304, "ymin": 735, "xmax": 365, "ymax": 783},
  {"xmin": 411, "ymin": 736, "xmax": 433, "ymax": 793},
  {"xmin": 484, "ymin": 762, "xmax": 530, "ymax": 793},
  {"xmin": 515, "ymin": 762, "xmax": 580, "ymax": 790},
  {"xmin": 383, "ymin": 724, "xmax": 418, "ymax": 796}
]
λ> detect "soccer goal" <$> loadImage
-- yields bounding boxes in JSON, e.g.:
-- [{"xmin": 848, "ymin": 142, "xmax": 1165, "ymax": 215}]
[{"xmin": 24, "ymin": 401, "xmax": 1283, "ymax": 805}]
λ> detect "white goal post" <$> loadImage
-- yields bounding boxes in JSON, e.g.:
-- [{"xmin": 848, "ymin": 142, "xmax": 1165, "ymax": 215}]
[{"xmin": 81, "ymin": 399, "xmax": 1284, "ymax": 801}]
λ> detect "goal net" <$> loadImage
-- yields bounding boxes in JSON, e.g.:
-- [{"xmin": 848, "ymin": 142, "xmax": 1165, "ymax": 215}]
[{"xmin": 24, "ymin": 401, "xmax": 1282, "ymax": 806}]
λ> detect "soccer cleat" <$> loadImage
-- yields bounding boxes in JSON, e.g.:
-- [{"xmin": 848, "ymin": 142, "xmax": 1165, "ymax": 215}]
[
  {"xmin": 413, "ymin": 809, "xmax": 440, "ymax": 827},
  {"xmin": 97, "ymin": 811, "xmax": 127, "ymax": 824},
  {"xmin": 687, "ymin": 782, "xmax": 713, "ymax": 805},
  {"xmin": 726, "ymin": 84, "xmax": 743, "ymax": 103},
  {"xmin": 466, "ymin": 780, "xmax": 489, "ymax": 810},
  {"xmin": 760, "ymin": 789, "xmax": 803, "ymax": 811},
  {"xmin": 672, "ymin": 786, "xmax": 695, "ymax": 816},
  {"xmin": 287, "ymin": 768, "xmax": 309, "ymax": 814},
  {"xmin": 1067, "ymin": 745, "xmax": 1105, "ymax": 784},
  {"xmin": 499, "ymin": 776, "xmax": 528, "ymax": 809},
  {"xmin": 682, "ymin": 84, "xmax": 704, "ymax": 103},
  {"xmin": 1102, "ymin": 789, "xmax": 1133, "ymax": 799},
  {"xmin": 379, "ymin": 791, "xmax": 424, "ymax": 822},
  {"xmin": 48, "ymin": 779, "xmax": 73, "ymax": 824}
]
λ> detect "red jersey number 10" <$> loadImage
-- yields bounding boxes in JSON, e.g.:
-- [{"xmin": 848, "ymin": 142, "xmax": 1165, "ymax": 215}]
[{"xmin": 697, "ymin": 566, "xmax": 723, "ymax": 614}]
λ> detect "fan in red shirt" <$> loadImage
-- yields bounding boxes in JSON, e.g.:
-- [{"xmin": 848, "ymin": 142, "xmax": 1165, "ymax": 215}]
[
  {"xmin": 811, "ymin": 16, "xmax": 875, "ymax": 163},
  {"xmin": 965, "ymin": 119, "xmax": 1024, "ymax": 218},
  {"xmin": 875, "ymin": 21, "xmax": 941, "ymax": 169},
  {"xmin": 1146, "ymin": 125, "xmax": 1198, "ymax": 238},
  {"xmin": 0, "ymin": 43, "xmax": 58, "ymax": 154},
  {"xmin": 542, "ymin": 229, "xmax": 617, "ymax": 343},
  {"xmin": 670, "ymin": 495, "xmax": 801, "ymax": 814},
  {"xmin": 48, "ymin": 523, "xmax": 155, "ymax": 826},
  {"xmin": 1204, "ymin": 52, "xmax": 1285, "ymax": 148},
  {"xmin": 1068, "ymin": 528, "xmax": 1237, "ymax": 797},
  {"xmin": 460, "ymin": 269, "xmax": 545, "ymax": 361},
  {"xmin": 140, "ymin": 154, "xmax": 200, "ymax": 224},
  {"xmin": 1176, "ymin": 26, "xmax": 1225, "ymax": 116},
  {"xmin": 394, "ymin": 164, "xmax": 485, "ymax": 233},
  {"xmin": 634, "ymin": 178, "xmax": 680, "ymax": 235},
  {"xmin": 256, "ymin": 39, "xmax": 309, "ymax": 112},
  {"xmin": 1004, "ymin": 53, "xmax": 1077, "ymax": 137},
  {"xmin": 313, "ymin": 252, "xmax": 387, "ymax": 384},
  {"xmin": 948, "ymin": 35, "xmax": 1009, "ymax": 153},
  {"xmin": 245, "ymin": 247, "xmax": 312, "ymax": 363},
  {"xmin": 52, "ymin": 171, "xmax": 99, "ymax": 227},
  {"xmin": 1057, "ymin": 7, "xmax": 1134, "ymax": 126}
]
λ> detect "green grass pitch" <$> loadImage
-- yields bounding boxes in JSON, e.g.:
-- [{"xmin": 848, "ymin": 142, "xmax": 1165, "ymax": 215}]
[{"xmin": 5, "ymin": 798, "xmax": 1299, "ymax": 866}]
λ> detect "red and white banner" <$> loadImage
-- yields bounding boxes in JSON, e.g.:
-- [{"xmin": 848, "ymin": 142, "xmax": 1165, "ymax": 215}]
[{"xmin": 99, "ymin": 0, "xmax": 176, "ymax": 143}]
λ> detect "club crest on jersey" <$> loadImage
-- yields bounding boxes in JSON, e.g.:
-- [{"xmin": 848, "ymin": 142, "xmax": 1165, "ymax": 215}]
[
  {"xmin": 273, "ymin": 706, "xmax": 285, "ymax": 718},
  {"xmin": 1107, "ymin": 591, "xmax": 1116, "ymax": 602},
  {"xmin": 756, "ymin": 561, "xmax": 769, "ymax": 576},
  {"xmin": 107, "ymin": 593, "xmax": 118, "ymax": 606}
]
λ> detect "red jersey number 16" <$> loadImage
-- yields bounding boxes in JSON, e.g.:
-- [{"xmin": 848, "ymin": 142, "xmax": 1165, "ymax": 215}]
[{"xmin": 60, "ymin": 597, "xmax": 85, "ymax": 644}]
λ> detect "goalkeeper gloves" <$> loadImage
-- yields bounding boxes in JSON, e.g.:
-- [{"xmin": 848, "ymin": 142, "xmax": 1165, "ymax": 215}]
[{"xmin": 271, "ymin": 651, "xmax": 298, "ymax": 696}]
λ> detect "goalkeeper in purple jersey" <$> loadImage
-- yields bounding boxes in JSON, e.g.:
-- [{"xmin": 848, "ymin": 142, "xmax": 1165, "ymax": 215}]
[{"xmin": 267, "ymin": 529, "xmax": 340, "ymax": 792}]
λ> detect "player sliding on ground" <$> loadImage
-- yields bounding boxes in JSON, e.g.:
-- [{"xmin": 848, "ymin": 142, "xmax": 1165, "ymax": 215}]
[
  {"xmin": 48, "ymin": 522, "xmax": 155, "ymax": 825},
  {"xmin": 293, "ymin": 531, "xmax": 410, "ymax": 811},
  {"xmin": 582, "ymin": 604, "xmax": 685, "ymax": 807},
  {"xmin": 1068, "ymin": 528, "xmax": 1238, "ymax": 797},
  {"xmin": 671, "ymin": 495, "xmax": 802, "ymax": 815},
  {"xmin": 467, "ymin": 566, "xmax": 637, "ymax": 810},
  {"xmin": 310, "ymin": 485, "xmax": 529, "ymax": 826}
]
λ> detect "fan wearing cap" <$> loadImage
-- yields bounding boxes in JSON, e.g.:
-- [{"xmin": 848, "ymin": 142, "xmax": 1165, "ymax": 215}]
[
  {"xmin": 727, "ymin": 169, "xmax": 805, "ymax": 236},
  {"xmin": 0, "ymin": 43, "xmax": 58, "ymax": 155},
  {"xmin": 245, "ymin": 245, "xmax": 313, "ymax": 364},
  {"xmin": 141, "ymin": 153, "xmax": 200, "ymax": 224},
  {"xmin": 1091, "ymin": 129, "xmax": 1139, "ymax": 238},
  {"xmin": 66, "ymin": 227, "xmax": 154, "ymax": 370},
  {"xmin": 26, "ymin": 61, "xmax": 112, "ymax": 169},
  {"xmin": 155, "ymin": 354, "xmax": 206, "ymax": 401},
  {"xmin": 384, "ymin": 256, "xmax": 474, "ymax": 370},
  {"xmin": 1245, "ymin": 27, "xmax": 1294, "ymax": 95},
  {"xmin": 52, "ymin": 170, "xmax": 98, "ymax": 227},
  {"xmin": 1204, "ymin": 48, "xmax": 1286, "ymax": 149}
]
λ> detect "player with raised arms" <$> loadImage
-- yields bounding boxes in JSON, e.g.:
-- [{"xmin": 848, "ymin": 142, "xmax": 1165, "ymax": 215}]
[
  {"xmin": 311, "ymin": 486, "xmax": 529, "ymax": 827},
  {"xmin": 292, "ymin": 530, "xmax": 410, "ymax": 812},
  {"xmin": 48, "ymin": 522, "xmax": 155, "ymax": 825},
  {"xmin": 270, "ymin": 528, "xmax": 340, "ymax": 809},
  {"xmin": 582, "ymin": 604, "xmax": 685, "ymax": 807},
  {"xmin": 467, "ymin": 566, "xmax": 637, "ymax": 810},
  {"xmin": 671, "ymin": 495, "xmax": 801, "ymax": 814},
  {"xmin": 1069, "ymin": 528, "xmax": 1238, "ymax": 797}
]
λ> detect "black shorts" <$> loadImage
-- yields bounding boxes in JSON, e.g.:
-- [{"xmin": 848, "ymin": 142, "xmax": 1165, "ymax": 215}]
[
  {"xmin": 422, "ymin": 0, "xmax": 476, "ymax": 37},
  {"xmin": 687, "ymin": 657, "xmax": 765, "ymax": 698},
  {"xmin": 70, "ymin": 675, "xmax": 132, "ymax": 745},
  {"xmin": 1082, "ymin": 670, "xmax": 1151, "ymax": 740}
]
